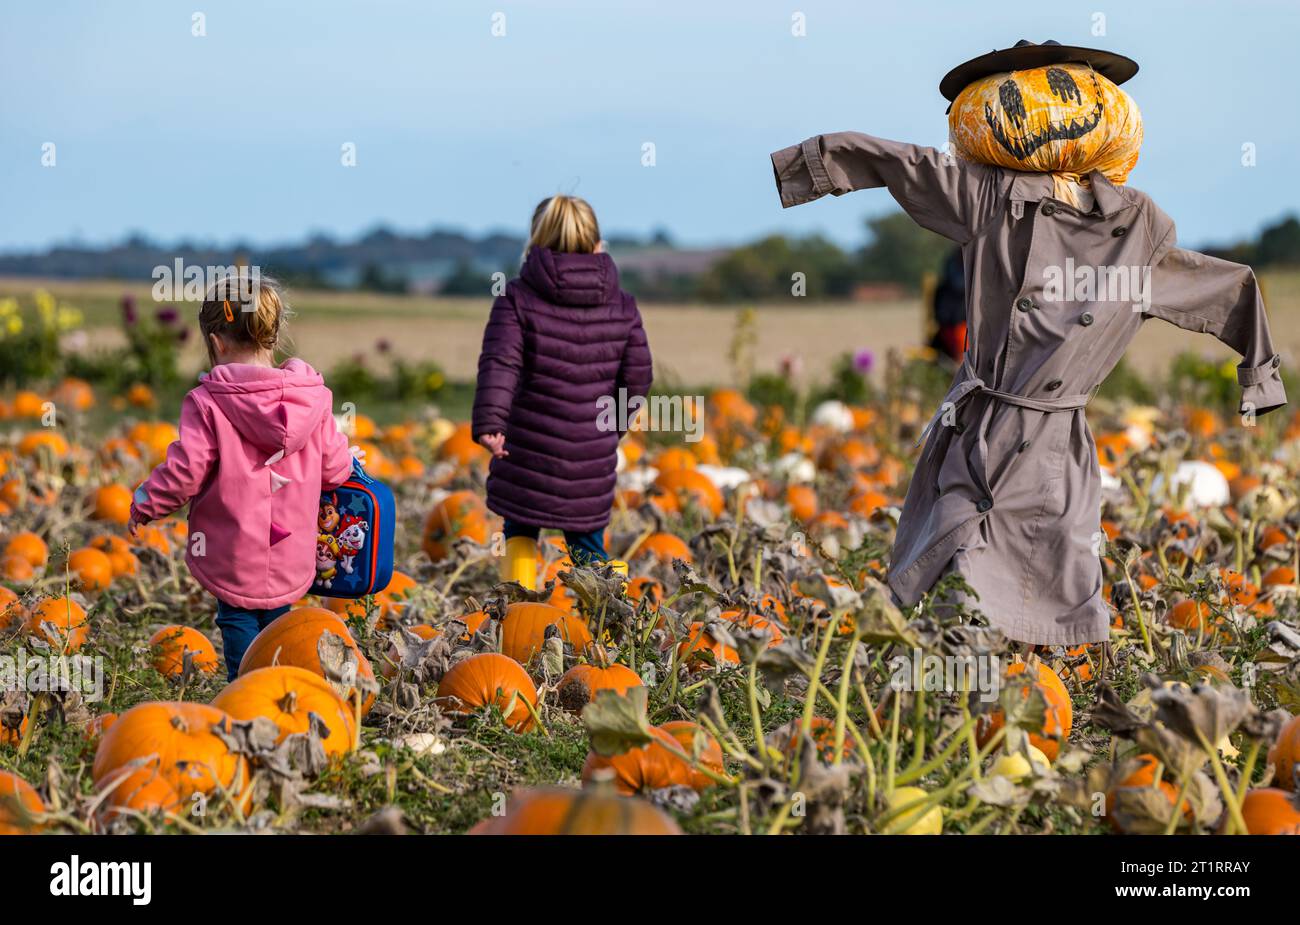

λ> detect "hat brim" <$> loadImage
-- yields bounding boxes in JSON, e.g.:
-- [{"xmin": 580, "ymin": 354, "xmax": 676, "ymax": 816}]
[{"xmin": 940, "ymin": 44, "xmax": 1138, "ymax": 101}]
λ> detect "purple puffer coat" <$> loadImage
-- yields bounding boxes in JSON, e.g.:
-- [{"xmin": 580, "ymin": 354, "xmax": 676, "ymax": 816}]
[{"xmin": 471, "ymin": 247, "xmax": 653, "ymax": 532}]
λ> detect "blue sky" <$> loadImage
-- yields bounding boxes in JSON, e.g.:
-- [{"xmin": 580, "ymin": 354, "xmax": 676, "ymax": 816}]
[{"xmin": 1, "ymin": 0, "xmax": 1295, "ymax": 253}]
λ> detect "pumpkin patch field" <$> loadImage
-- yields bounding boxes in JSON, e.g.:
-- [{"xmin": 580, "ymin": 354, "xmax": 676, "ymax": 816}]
[{"xmin": 2, "ymin": 359, "xmax": 1300, "ymax": 837}]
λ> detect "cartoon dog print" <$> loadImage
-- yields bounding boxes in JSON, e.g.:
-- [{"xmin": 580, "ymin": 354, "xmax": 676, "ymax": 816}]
[
  {"xmin": 318, "ymin": 493, "xmax": 341, "ymax": 535},
  {"xmin": 316, "ymin": 533, "xmax": 341, "ymax": 589},
  {"xmin": 336, "ymin": 513, "xmax": 369, "ymax": 575}
]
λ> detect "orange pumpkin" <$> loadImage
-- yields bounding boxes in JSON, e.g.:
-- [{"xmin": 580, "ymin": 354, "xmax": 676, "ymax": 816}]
[
  {"xmin": 91, "ymin": 484, "xmax": 134, "ymax": 524},
  {"xmin": 626, "ymin": 577, "xmax": 665, "ymax": 613},
  {"xmin": 676, "ymin": 622, "xmax": 739, "ymax": 666},
  {"xmin": 92, "ymin": 701, "xmax": 250, "ymax": 808},
  {"xmin": 0, "ymin": 770, "xmax": 44, "ymax": 835},
  {"xmin": 1105, "ymin": 753, "xmax": 1192, "ymax": 833},
  {"xmin": 213, "ymin": 665, "xmax": 356, "ymax": 758},
  {"xmin": 500, "ymin": 602, "xmax": 593, "ymax": 666},
  {"xmin": 0, "ymin": 586, "xmax": 26, "ymax": 632},
  {"xmin": 67, "ymin": 547, "xmax": 114, "ymax": 593},
  {"xmin": 437, "ymin": 422, "xmax": 490, "ymax": 468},
  {"xmin": 785, "ymin": 484, "xmax": 818, "ymax": 523},
  {"xmin": 582, "ymin": 726, "xmax": 694, "ymax": 794},
  {"xmin": 976, "ymin": 661, "xmax": 1073, "ymax": 762},
  {"xmin": 422, "ymin": 490, "xmax": 490, "ymax": 560},
  {"xmin": 1239, "ymin": 788, "xmax": 1300, "ymax": 835},
  {"xmin": 556, "ymin": 662, "xmax": 644, "ymax": 713},
  {"xmin": 237, "ymin": 607, "xmax": 376, "ymax": 714},
  {"xmin": 654, "ymin": 468, "xmax": 723, "ymax": 519},
  {"xmin": 467, "ymin": 786, "xmax": 681, "ymax": 835},
  {"xmin": 26, "ymin": 596, "xmax": 89, "ymax": 652},
  {"xmin": 436, "ymin": 653, "xmax": 538, "ymax": 732},
  {"xmin": 3, "ymin": 531, "xmax": 48, "ymax": 570},
  {"xmin": 1270, "ymin": 716, "xmax": 1300, "ymax": 791},
  {"xmin": 632, "ymin": 532, "xmax": 692, "ymax": 566},
  {"xmin": 660, "ymin": 720, "xmax": 725, "ymax": 789},
  {"xmin": 325, "ymin": 570, "xmax": 417, "ymax": 627},
  {"xmin": 148, "ymin": 625, "xmax": 219, "ymax": 677},
  {"xmin": 90, "ymin": 534, "xmax": 140, "ymax": 577},
  {"xmin": 95, "ymin": 766, "xmax": 183, "ymax": 827}
]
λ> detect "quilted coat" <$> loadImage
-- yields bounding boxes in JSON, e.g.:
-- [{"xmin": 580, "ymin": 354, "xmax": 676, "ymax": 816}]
[{"xmin": 472, "ymin": 247, "xmax": 653, "ymax": 532}]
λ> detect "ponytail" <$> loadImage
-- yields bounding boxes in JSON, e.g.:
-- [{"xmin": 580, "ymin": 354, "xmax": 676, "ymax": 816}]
[
  {"xmin": 526, "ymin": 195, "xmax": 601, "ymax": 256},
  {"xmin": 198, "ymin": 272, "xmax": 291, "ymax": 366}
]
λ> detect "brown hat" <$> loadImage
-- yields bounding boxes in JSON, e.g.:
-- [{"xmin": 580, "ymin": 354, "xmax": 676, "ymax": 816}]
[{"xmin": 940, "ymin": 39, "xmax": 1138, "ymax": 102}]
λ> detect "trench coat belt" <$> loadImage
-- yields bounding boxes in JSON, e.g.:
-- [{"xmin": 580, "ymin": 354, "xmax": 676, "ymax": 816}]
[{"xmin": 916, "ymin": 357, "xmax": 1093, "ymax": 448}]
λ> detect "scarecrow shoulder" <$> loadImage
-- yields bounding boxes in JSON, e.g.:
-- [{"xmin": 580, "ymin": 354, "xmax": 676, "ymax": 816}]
[{"xmin": 1114, "ymin": 184, "xmax": 1177, "ymax": 262}]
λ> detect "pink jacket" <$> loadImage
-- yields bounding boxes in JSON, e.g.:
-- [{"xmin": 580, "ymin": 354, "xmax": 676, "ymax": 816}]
[{"xmin": 130, "ymin": 359, "xmax": 352, "ymax": 609}]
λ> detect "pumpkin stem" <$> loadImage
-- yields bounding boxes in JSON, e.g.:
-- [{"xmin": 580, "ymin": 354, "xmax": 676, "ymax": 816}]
[
  {"xmin": 277, "ymin": 690, "xmax": 298, "ymax": 714},
  {"xmin": 169, "ymin": 714, "xmax": 188, "ymax": 732}
]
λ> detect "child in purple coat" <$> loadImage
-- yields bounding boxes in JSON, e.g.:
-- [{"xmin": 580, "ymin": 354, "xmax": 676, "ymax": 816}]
[{"xmin": 472, "ymin": 195, "xmax": 653, "ymax": 583}]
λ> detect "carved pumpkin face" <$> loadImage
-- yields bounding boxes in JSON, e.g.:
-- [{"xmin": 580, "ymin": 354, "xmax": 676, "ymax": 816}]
[{"xmin": 949, "ymin": 63, "xmax": 1142, "ymax": 186}]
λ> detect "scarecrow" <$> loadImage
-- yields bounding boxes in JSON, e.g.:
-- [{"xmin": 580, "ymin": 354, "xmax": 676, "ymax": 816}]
[{"xmin": 771, "ymin": 40, "xmax": 1287, "ymax": 646}]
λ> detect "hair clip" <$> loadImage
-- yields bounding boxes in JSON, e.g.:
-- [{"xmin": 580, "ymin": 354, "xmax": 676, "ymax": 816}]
[{"xmin": 223, "ymin": 299, "xmax": 235, "ymax": 322}]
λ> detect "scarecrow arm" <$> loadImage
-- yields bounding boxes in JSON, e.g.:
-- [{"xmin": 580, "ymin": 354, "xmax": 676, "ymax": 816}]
[
  {"xmin": 130, "ymin": 393, "xmax": 217, "ymax": 522},
  {"xmin": 770, "ymin": 131, "xmax": 1002, "ymax": 243},
  {"xmin": 1146, "ymin": 244, "xmax": 1287, "ymax": 417},
  {"xmin": 472, "ymin": 288, "xmax": 526, "ymax": 442}
]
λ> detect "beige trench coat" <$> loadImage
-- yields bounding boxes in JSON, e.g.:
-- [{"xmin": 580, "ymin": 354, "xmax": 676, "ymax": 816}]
[{"xmin": 771, "ymin": 132, "xmax": 1287, "ymax": 645}]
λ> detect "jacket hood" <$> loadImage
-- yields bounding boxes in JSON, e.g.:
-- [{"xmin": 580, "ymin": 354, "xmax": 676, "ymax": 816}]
[
  {"xmin": 520, "ymin": 247, "xmax": 620, "ymax": 307},
  {"xmin": 199, "ymin": 358, "xmax": 332, "ymax": 459}
]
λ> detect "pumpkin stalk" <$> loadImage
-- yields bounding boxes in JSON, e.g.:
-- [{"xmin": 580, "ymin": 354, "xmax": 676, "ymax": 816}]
[{"xmin": 1195, "ymin": 728, "xmax": 1246, "ymax": 834}]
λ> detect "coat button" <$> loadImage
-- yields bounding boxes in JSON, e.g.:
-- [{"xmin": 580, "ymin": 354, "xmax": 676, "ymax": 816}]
[
  {"xmin": 1080, "ymin": 312, "xmax": 1094, "ymax": 326},
  {"xmin": 1016, "ymin": 297, "xmax": 1034, "ymax": 312},
  {"xmin": 1112, "ymin": 226, "xmax": 1127, "ymax": 237},
  {"xmin": 1041, "ymin": 203, "xmax": 1056, "ymax": 216},
  {"xmin": 1045, "ymin": 379, "xmax": 1063, "ymax": 391},
  {"xmin": 1018, "ymin": 440, "xmax": 1031, "ymax": 452},
  {"xmin": 1272, "ymin": 354, "xmax": 1281, "ymax": 368},
  {"xmin": 976, "ymin": 498, "xmax": 992, "ymax": 513},
  {"xmin": 952, "ymin": 422, "xmax": 966, "ymax": 435}
]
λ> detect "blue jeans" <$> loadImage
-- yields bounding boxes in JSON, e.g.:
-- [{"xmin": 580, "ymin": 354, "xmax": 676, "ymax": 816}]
[
  {"xmin": 503, "ymin": 520, "xmax": 608, "ymax": 567},
  {"xmin": 214, "ymin": 600, "xmax": 291, "ymax": 681}
]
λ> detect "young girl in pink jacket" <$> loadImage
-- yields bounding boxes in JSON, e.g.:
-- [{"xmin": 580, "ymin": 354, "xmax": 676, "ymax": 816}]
[{"xmin": 129, "ymin": 275, "xmax": 355, "ymax": 679}]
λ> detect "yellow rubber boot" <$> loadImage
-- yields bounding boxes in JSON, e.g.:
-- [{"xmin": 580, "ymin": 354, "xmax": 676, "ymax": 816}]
[
  {"xmin": 504, "ymin": 536, "xmax": 538, "ymax": 589},
  {"xmin": 608, "ymin": 559, "xmax": 629, "ymax": 577}
]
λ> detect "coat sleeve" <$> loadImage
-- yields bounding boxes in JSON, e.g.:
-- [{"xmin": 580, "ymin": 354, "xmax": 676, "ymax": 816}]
[
  {"xmin": 320, "ymin": 409, "xmax": 353, "ymax": 491},
  {"xmin": 1145, "ymin": 238, "xmax": 1287, "ymax": 417},
  {"xmin": 471, "ymin": 289, "xmax": 525, "ymax": 441},
  {"xmin": 616, "ymin": 294, "xmax": 653, "ymax": 409},
  {"xmin": 129, "ymin": 393, "xmax": 217, "ymax": 523},
  {"xmin": 770, "ymin": 132, "xmax": 1004, "ymax": 243}
]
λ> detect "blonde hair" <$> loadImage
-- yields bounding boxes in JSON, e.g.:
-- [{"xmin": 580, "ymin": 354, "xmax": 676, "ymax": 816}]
[
  {"xmin": 527, "ymin": 195, "xmax": 601, "ymax": 255},
  {"xmin": 198, "ymin": 272, "xmax": 291, "ymax": 366}
]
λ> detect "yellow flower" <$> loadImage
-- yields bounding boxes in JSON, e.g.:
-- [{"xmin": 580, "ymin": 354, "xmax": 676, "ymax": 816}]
[
  {"xmin": 34, "ymin": 289, "xmax": 56, "ymax": 323},
  {"xmin": 1219, "ymin": 360, "xmax": 1237, "ymax": 380},
  {"xmin": 425, "ymin": 371, "xmax": 444, "ymax": 392},
  {"xmin": 0, "ymin": 298, "xmax": 18, "ymax": 317},
  {"xmin": 56, "ymin": 307, "xmax": 83, "ymax": 331},
  {"xmin": 6, "ymin": 316, "xmax": 22, "ymax": 335}
]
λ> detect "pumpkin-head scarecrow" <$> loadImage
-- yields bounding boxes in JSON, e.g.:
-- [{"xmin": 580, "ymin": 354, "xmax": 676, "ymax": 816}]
[{"xmin": 770, "ymin": 40, "xmax": 1287, "ymax": 646}]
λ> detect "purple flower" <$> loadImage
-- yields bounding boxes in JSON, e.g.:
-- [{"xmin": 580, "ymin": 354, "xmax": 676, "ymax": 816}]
[
  {"xmin": 121, "ymin": 294, "xmax": 137, "ymax": 325},
  {"xmin": 376, "ymin": 338, "xmax": 392, "ymax": 354},
  {"xmin": 155, "ymin": 306, "xmax": 178, "ymax": 325},
  {"xmin": 852, "ymin": 349, "xmax": 875, "ymax": 374},
  {"xmin": 177, "ymin": 327, "xmax": 191, "ymax": 343},
  {"xmin": 779, "ymin": 354, "xmax": 803, "ymax": 379}
]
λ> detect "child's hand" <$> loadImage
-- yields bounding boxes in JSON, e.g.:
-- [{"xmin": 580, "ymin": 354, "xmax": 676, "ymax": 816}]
[
  {"xmin": 479, "ymin": 433, "xmax": 509, "ymax": 458},
  {"xmin": 127, "ymin": 512, "xmax": 145, "ymax": 539},
  {"xmin": 349, "ymin": 445, "xmax": 367, "ymax": 466}
]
